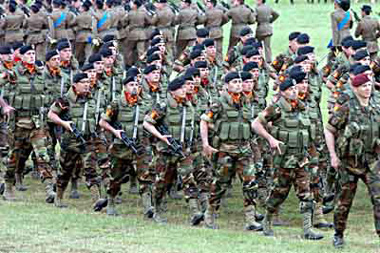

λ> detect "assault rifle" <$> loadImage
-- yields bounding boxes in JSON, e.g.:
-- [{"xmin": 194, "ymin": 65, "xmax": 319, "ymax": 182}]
[{"xmin": 156, "ymin": 123, "xmax": 186, "ymax": 158}]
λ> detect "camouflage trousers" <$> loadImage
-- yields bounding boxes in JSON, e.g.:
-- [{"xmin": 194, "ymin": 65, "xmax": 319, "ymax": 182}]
[
  {"xmin": 334, "ymin": 158, "xmax": 380, "ymax": 236},
  {"xmin": 192, "ymin": 140, "xmax": 213, "ymax": 193},
  {"xmin": 266, "ymin": 165, "xmax": 313, "ymax": 214},
  {"xmin": 107, "ymin": 142, "xmax": 153, "ymax": 198},
  {"xmin": 153, "ymin": 151, "xmax": 196, "ymax": 202},
  {"xmin": 208, "ymin": 147, "xmax": 256, "ymax": 210},
  {"xmin": 5, "ymin": 126, "xmax": 53, "ymax": 184},
  {"xmin": 57, "ymin": 138, "xmax": 100, "ymax": 191},
  {"xmin": 0, "ymin": 121, "xmax": 10, "ymax": 172}
]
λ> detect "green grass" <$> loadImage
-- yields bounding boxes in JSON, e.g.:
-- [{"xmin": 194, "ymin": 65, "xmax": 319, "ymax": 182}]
[{"xmin": 1, "ymin": 1, "xmax": 380, "ymax": 252}]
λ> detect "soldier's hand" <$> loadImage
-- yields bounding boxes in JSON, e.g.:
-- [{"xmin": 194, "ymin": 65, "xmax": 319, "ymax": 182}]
[
  {"xmin": 160, "ymin": 135, "xmax": 172, "ymax": 146},
  {"xmin": 2, "ymin": 105, "xmax": 14, "ymax": 117},
  {"xmin": 269, "ymin": 136, "xmax": 284, "ymax": 155},
  {"xmin": 62, "ymin": 121, "xmax": 73, "ymax": 132},
  {"xmin": 203, "ymin": 144, "xmax": 218, "ymax": 158},
  {"xmin": 330, "ymin": 153, "xmax": 341, "ymax": 170},
  {"xmin": 114, "ymin": 130, "xmax": 124, "ymax": 140}
]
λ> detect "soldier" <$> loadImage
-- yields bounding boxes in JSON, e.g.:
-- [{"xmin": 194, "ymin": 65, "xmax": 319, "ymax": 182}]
[
  {"xmin": 3, "ymin": 45, "xmax": 56, "ymax": 203},
  {"xmin": 354, "ymin": 5, "xmax": 380, "ymax": 59},
  {"xmin": 143, "ymin": 77, "xmax": 203, "ymax": 225},
  {"xmin": 226, "ymin": 0, "xmax": 255, "ymax": 53},
  {"xmin": 330, "ymin": 0, "xmax": 352, "ymax": 50},
  {"xmin": 255, "ymin": 0, "xmax": 279, "ymax": 64},
  {"xmin": 200, "ymin": 72, "xmax": 262, "ymax": 231},
  {"xmin": 25, "ymin": 4, "xmax": 49, "ymax": 61},
  {"xmin": 225, "ymin": 26, "xmax": 254, "ymax": 71},
  {"xmin": 0, "ymin": 2, "xmax": 25, "ymax": 46},
  {"xmin": 74, "ymin": 1, "xmax": 94, "ymax": 66},
  {"xmin": 48, "ymin": 0, "xmax": 76, "ymax": 45},
  {"xmin": 175, "ymin": 0, "xmax": 203, "ymax": 60},
  {"xmin": 204, "ymin": 0, "xmax": 228, "ymax": 62},
  {"xmin": 47, "ymin": 73, "xmax": 103, "ymax": 208},
  {"xmin": 325, "ymin": 73, "xmax": 380, "ymax": 248},
  {"xmin": 252, "ymin": 78, "xmax": 323, "ymax": 240},
  {"xmin": 58, "ymin": 40, "xmax": 79, "ymax": 83}
]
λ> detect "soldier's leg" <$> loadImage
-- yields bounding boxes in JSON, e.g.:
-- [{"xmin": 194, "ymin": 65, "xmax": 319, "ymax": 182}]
[
  {"xmin": 204, "ymin": 152, "xmax": 235, "ymax": 229},
  {"xmin": 193, "ymin": 151, "xmax": 212, "ymax": 213},
  {"xmin": 227, "ymin": 35, "xmax": 239, "ymax": 55},
  {"xmin": 75, "ymin": 42, "xmax": 86, "ymax": 67},
  {"xmin": 136, "ymin": 40, "xmax": 147, "ymax": 67},
  {"xmin": 0, "ymin": 121, "xmax": 10, "ymax": 193},
  {"xmin": 215, "ymin": 37, "xmax": 224, "ymax": 62},
  {"xmin": 35, "ymin": 42, "xmax": 46, "ymax": 61},
  {"xmin": 124, "ymin": 40, "xmax": 138, "ymax": 67},
  {"xmin": 263, "ymin": 36, "xmax": 272, "ymax": 64},
  {"xmin": 236, "ymin": 153, "xmax": 263, "ymax": 231},
  {"xmin": 365, "ymin": 168, "xmax": 380, "ymax": 237},
  {"xmin": 83, "ymin": 140, "xmax": 102, "ymax": 205}
]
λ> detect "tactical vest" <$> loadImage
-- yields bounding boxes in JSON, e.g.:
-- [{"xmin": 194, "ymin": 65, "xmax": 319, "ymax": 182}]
[
  {"xmin": 337, "ymin": 95, "xmax": 380, "ymax": 159},
  {"xmin": 44, "ymin": 71, "xmax": 70, "ymax": 106},
  {"xmin": 11, "ymin": 67, "xmax": 45, "ymax": 117},
  {"xmin": 67, "ymin": 96, "xmax": 96, "ymax": 136},
  {"xmin": 270, "ymin": 99, "xmax": 312, "ymax": 155},
  {"xmin": 214, "ymin": 96, "xmax": 252, "ymax": 145}
]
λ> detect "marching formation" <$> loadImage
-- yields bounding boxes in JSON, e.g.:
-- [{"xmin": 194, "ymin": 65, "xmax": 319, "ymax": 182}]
[{"xmin": 0, "ymin": 0, "xmax": 380, "ymax": 249}]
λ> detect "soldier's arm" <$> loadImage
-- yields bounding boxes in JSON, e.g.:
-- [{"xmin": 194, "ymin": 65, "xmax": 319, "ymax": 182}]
[
  {"xmin": 331, "ymin": 12, "xmax": 339, "ymax": 46},
  {"xmin": 354, "ymin": 21, "xmax": 362, "ymax": 38},
  {"xmin": 143, "ymin": 104, "xmax": 170, "ymax": 145},
  {"xmin": 200, "ymin": 102, "xmax": 220, "ymax": 156},
  {"xmin": 270, "ymin": 8, "xmax": 279, "ymax": 23},
  {"xmin": 47, "ymin": 99, "xmax": 72, "ymax": 132},
  {"xmin": 248, "ymin": 8, "xmax": 256, "ymax": 24}
]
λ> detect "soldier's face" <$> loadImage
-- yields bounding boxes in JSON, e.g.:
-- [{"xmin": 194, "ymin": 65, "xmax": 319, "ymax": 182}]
[
  {"xmin": 199, "ymin": 67, "xmax": 209, "ymax": 79},
  {"xmin": 300, "ymin": 62, "xmax": 311, "ymax": 73},
  {"xmin": 296, "ymin": 79, "xmax": 309, "ymax": 95},
  {"xmin": 48, "ymin": 55, "xmax": 61, "ymax": 68},
  {"xmin": 227, "ymin": 78, "xmax": 243, "ymax": 93},
  {"xmin": 125, "ymin": 81, "xmax": 139, "ymax": 95},
  {"xmin": 289, "ymin": 39, "xmax": 297, "ymax": 53},
  {"xmin": 60, "ymin": 48, "xmax": 72, "ymax": 61},
  {"xmin": 0, "ymin": 53, "xmax": 12, "ymax": 62},
  {"xmin": 157, "ymin": 43, "xmax": 166, "ymax": 54},
  {"xmin": 193, "ymin": 75, "xmax": 201, "ymax": 85},
  {"xmin": 94, "ymin": 61, "xmax": 104, "ymax": 73},
  {"xmin": 85, "ymin": 69, "xmax": 97, "ymax": 82},
  {"xmin": 250, "ymin": 55, "xmax": 261, "ymax": 64},
  {"xmin": 22, "ymin": 50, "xmax": 36, "ymax": 64},
  {"xmin": 359, "ymin": 57, "xmax": 371, "ymax": 66},
  {"xmin": 192, "ymin": 55, "xmax": 206, "ymax": 64},
  {"xmin": 74, "ymin": 78, "xmax": 91, "ymax": 94},
  {"xmin": 151, "ymin": 61, "xmax": 162, "ymax": 70},
  {"xmin": 282, "ymin": 85, "xmax": 298, "ymax": 100},
  {"xmin": 147, "ymin": 70, "xmax": 161, "ymax": 83},
  {"xmin": 171, "ymin": 86, "xmax": 186, "ymax": 99},
  {"xmin": 307, "ymin": 53, "xmax": 315, "ymax": 63},
  {"xmin": 250, "ymin": 69, "xmax": 259, "ymax": 79},
  {"xmin": 206, "ymin": 46, "xmax": 216, "ymax": 58},
  {"xmin": 185, "ymin": 80, "xmax": 195, "ymax": 94},
  {"xmin": 354, "ymin": 82, "xmax": 372, "ymax": 99},
  {"xmin": 242, "ymin": 79, "xmax": 254, "ymax": 92},
  {"xmin": 103, "ymin": 56, "xmax": 115, "ymax": 67}
]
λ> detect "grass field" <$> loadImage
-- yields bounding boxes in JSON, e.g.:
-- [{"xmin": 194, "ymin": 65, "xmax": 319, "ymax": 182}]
[{"xmin": 1, "ymin": 1, "xmax": 380, "ymax": 252}]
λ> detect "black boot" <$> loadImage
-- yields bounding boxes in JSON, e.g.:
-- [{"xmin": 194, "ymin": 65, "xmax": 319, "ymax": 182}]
[{"xmin": 333, "ymin": 232, "xmax": 344, "ymax": 248}]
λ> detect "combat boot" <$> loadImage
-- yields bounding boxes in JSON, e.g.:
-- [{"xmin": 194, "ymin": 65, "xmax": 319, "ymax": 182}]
[
  {"xmin": 54, "ymin": 186, "xmax": 68, "ymax": 208},
  {"xmin": 69, "ymin": 179, "xmax": 80, "ymax": 199},
  {"xmin": 244, "ymin": 205, "xmax": 263, "ymax": 231},
  {"xmin": 153, "ymin": 197, "xmax": 168, "ymax": 224},
  {"xmin": 262, "ymin": 211, "xmax": 274, "ymax": 236},
  {"xmin": 0, "ymin": 182, "xmax": 4, "ymax": 195},
  {"xmin": 141, "ymin": 191, "xmax": 154, "ymax": 218},
  {"xmin": 3, "ymin": 182, "xmax": 16, "ymax": 201},
  {"xmin": 189, "ymin": 198, "xmax": 204, "ymax": 226},
  {"xmin": 204, "ymin": 204, "xmax": 218, "ymax": 229},
  {"xmin": 89, "ymin": 184, "xmax": 101, "ymax": 204},
  {"xmin": 313, "ymin": 202, "xmax": 333, "ymax": 228},
  {"xmin": 169, "ymin": 186, "xmax": 182, "ymax": 200},
  {"xmin": 45, "ymin": 179, "xmax": 56, "ymax": 204},
  {"xmin": 128, "ymin": 175, "xmax": 139, "ymax": 194},
  {"xmin": 199, "ymin": 192, "xmax": 209, "ymax": 214},
  {"xmin": 333, "ymin": 231, "xmax": 344, "ymax": 248},
  {"xmin": 303, "ymin": 211, "xmax": 324, "ymax": 240},
  {"xmin": 15, "ymin": 173, "xmax": 28, "ymax": 191},
  {"xmin": 106, "ymin": 195, "xmax": 118, "ymax": 216}
]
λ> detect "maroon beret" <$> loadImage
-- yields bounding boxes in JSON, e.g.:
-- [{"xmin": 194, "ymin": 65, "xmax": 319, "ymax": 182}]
[{"xmin": 352, "ymin": 73, "xmax": 371, "ymax": 87}]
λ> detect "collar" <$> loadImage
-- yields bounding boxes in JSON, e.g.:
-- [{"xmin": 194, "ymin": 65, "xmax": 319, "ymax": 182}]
[{"xmin": 123, "ymin": 91, "xmax": 140, "ymax": 107}]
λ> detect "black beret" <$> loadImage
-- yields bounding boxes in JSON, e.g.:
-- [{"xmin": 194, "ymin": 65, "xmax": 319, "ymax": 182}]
[
  {"xmin": 289, "ymin": 31, "xmax": 301, "ymax": 41},
  {"xmin": 361, "ymin": 4, "xmax": 371, "ymax": 13},
  {"xmin": 253, "ymin": 41, "xmax": 263, "ymax": 49},
  {"xmin": 151, "ymin": 37, "xmax": 165, "ymax": 47},
  {"xmin": 146, "ymin": 53, "xmax": 161, "ymax": 64},
  {"xmin": 35, "ymin": 60, "xmax": 44, "ymax": 67},
  {"xmin": 353, "ymin": 49, "xmax": 369, "ymax": 61},
  {"xmin": 290, "ymin": 71, "xmax": 307, "ymax": 84},
  {"xmin": 81, "ymin": 62, "xmax": 95, "ymax": 72},
  {"xmin": 240, "ymin": 71, "xmax": 253, "ymax": 81},
  {"xmin": 99, "ymin": 48, "xmax": 113, "ymax": 58},
  {"xmin": 183, "ymin": 72, "xmax": 194, "ymax": 81},
  {"xmin": 243, "ymin": 61, "xmax": 258, "ymax": 72},
  {"xmin": 280, "ymin": 78, "xmax": 295, "ymax": 91},
  {"xmin": 143, "ymin": 64, "xmax": 158, "ymax": 75},
  {"xmin": 127, "ymin": 66, "xmax": 141, "ymax": 77},
  {"xmin": 150, "ymin": 29, "xmax": 162, "ymax": 40},
  {"xmin": 102, "ymin": 41, "xmax": 116, "ymax": 50},
  {"xmin": 190, "ymin": 49, "xmax": 203, "ymax": 60},
  {"xmin": 20, "ymin": 45, "xmax": 34, "ymax": 55},
  {"xmin": 192, "ymin": 44, "xmax": 205, "ymax": 51},
  {"xmin": 196, "ymin": 28, "xmax": 209, "ymax": 38},
  {"xmin": 353, "ymin": 64, "xmax": 370, "ymax": 75},
  {"xmin": 296, "ymin": 33, "xmax": 310, "ymax": 44},
  {"xmin": 73, "ymin": 73, "xmax": 88, "ymax": 83},
  {"xmin": 95, "ymin": 0, "xmax": 103, "ymax": 8},
  {"xmin": 243, "ymin": 37, "xmax": 257, "ymax": 46},
  {"xmin": 53, "ymin": 0, "xmax": 62, "ymax": 5},
  {"xmin": 297, "ymin": 46, "xmax": 314, "ymax": 56},
  {"xmin": 88, "ymin": 53, "xmax": 102, "ymax": 63},
  {"xmin": 157, "ymin": 0, "xmax": 167, "ymax": 3},
  {"xmin": 203, "ymin": 38, "xmax": 215, "ymax": 48},
  {"xmin": 12, "ymin": 42, "xmax": 24, "ymax": 50},
  {"xmin": 133, "ymin": 0, "xmax": 142, "ymax": 7},
  {"xmin": 245, "ymin": 49, "xmax": 260, "ymax": 58},
  {"xmin": 182, "ymin": 0, "xmax": 192, "ymax": 4},
  {"xmin": 82, "ymin": 0, "xmax": 92, "ymax": 10},
  {"xmin": 45, "ymin": 50, "xmax": 59, "ymax": 61},
  {"xmin": 241, "ymin": 45, "xmax": 254, "ymax": 56},
  {"xmin": 194, "ymin": 60, "xmax": 208, "ymax": 69},
  {"xmin": 146, "ymin": 46, "xmax": 160, "ymax": 57},
  {"xmin": 30, "ymin": 4, "xmax": 40, "ymax": 13},
  {"xmin": 102, "ymin": 34, "xmax": 115, "ymax": 43},
  {"xmin": 106, "ymin": 0, "xmax": 113, "ymax": 6},
  {"xmin": 185, "ymin": 67, "xmax": 200, "ymax": 77},
  {"xmin": 123, "ymin": 75, "xmax": 138, "ymax": 85},
  {"xmin": 349, "ymin": 63, "xmax": 362, "ymax": 73},
  {"xmin": 224, "ymin": 71, "xmax": 240, "ymax": 83},
  {"xmin": 342, "ymin": 36, "xmax": 354, "ymax": 48},
  {"xmin": 0, "ymin": 46, "xmax": 12, "ymax": 55},
  {"xmin": 240, "ymin": 26, "xmax": 253, "ymax": 37},
  {"xmin": 57, "ymin": 41, "xmax": 71, "ymax": 51},
  {"xmin": 350, "ymin": 40, "xmax": 367, "ymax": 50},
  {"xmin": 168, "ymin": 77, "xmax": 185, "ymax": 91},
  {"xmin": 294, "ymin": 55, "xmax": 308, "ymax": 63}
]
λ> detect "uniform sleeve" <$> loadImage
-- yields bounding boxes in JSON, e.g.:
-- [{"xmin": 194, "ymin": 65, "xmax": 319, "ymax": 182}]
[
  {"xmin": 248, "ymin": 8, "xmax": 256, "ymax": 24},
  {"xmin": 144, "ymin": 102, "xmax": 166, "ymax": 125},
  {"xmin": 49, "ymin": 99, "xmax": 64, "ymax": 115},
  {"xmin": 325, "ymin": 98, "xmax": 349, "ymax": 133},
  {"xmin": 354, "ymin": 21, "xmax": 362, "ymax": 38},
  {"xmin": 200, "ymin": 100, "xmax": 222, "ymax": 123},
  {"xmin": 257, "ymin": 105, "xmax": 281, "ymax": 125},
  {"xmin": 270, "ymin": 8, "xmax": 279, "ymax": 23},
  {"xmin": 331, "ymin": 12, "xmax": 339, "ymax": 46},
  {"xmin": 101, "ymin": 101, "xmax": 118, "ymax": 123}
]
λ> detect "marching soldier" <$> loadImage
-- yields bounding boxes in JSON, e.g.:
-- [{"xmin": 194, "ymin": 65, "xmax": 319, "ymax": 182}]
[
  {"xmin": 354, "ymin": 5, "xmax": 380, "ymax": 59},
  {"xmin": 58, "ymin": 40, "xmax": 79, "ymax": 83},
  {"xmin": 74, "ymin": 1, "xmax": 94, "ymax": 66},
  {"xmin": 330, "ymin": 0, "xmax": 352, "ymax": 49},
  {"xmin": 255, "ymin": 0, "xmax": 279, "ymax": 64},
  {"xmin": 49, "ymin": 0, "xmax": 76, "ymax": 44},
  {"xmin": 0, "ymin": 2, "xmax": 25, "ymax": 46}
]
